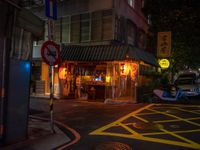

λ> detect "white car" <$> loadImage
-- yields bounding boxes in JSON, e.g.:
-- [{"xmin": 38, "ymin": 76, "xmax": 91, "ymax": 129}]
[{"xmin": 174, "ymin": 77, "xmax": 200, "ymax": 97}]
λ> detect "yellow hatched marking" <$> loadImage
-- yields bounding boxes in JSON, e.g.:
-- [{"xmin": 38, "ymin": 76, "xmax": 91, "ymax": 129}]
[
  {"xmin": 175, "ymin": 107, "xmax": 200, "ymax": 115},
  {"xmin": 90, "ymin": 104, "xmax": 153, "ymax": 135},
  {"xmin": 90, "ymin": 104, "xmax": 200, "ymax": 149},
  {"xmin": 142, "ymin": 129, "xmax": 200, "ymax": 136},
  {"xmin": 155, "ymin": 117, "xmax": 200, "ymax": 123},
  {"xmin": 93, "ymin": 131, "xmax": 200, "ymax": 149},
  {"xmin": 137, "ymin": 112, "xmax": 158, "ymax": 115},
  {"xmin": 132, "ymin": 113, "xmax": 200, "ymax": 146},
  {"xmin": 160, "ymin": 128, "xmax": 200, "ymax": 147},
  {"xmin": 133, "ymin": 115, "xmax": 149, "ymax": 123},
  {"xmin": 148, "ymin": 108, "xmax": 200, "ymax": 127},
  {"xmin": 153, "ymin": 103, "xmax": 200, "ymax": 108},
  {"xmin": 118, "ymin": 122, "xmax": 142, "ymax": 137}
]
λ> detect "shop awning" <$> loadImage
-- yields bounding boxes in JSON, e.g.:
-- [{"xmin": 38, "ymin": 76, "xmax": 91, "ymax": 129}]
[
  {"xmin": 127, "ymin": 47, "xmax": 158, "ymax": 66},
  {"xmin": 61, "ymin": 44, "xmax": 158, "ymax": 66}
]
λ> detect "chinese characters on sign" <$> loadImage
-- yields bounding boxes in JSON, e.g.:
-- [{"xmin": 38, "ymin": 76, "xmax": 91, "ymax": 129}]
[
  {"xmin": 157, "ymin": 32, "xmax": 171, "ymax": 58},
  {"xmin": 159, "ymin": 59, "xmax": 170, "ymax": 69}
]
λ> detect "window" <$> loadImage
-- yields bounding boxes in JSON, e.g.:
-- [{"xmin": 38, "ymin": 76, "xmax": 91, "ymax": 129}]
[
  {"xmin": 62, "ymin": 17, "xmax": 70, "ymax": 43},
  {"xmin": 70, "ymin": 15, "xmax": 80, "ymax": 43},
  {"xmin": 102, "ymin": 9, "xmax": 113, "ymax": 40},
  {"xmin": 114, "ymin": 16, "xmax": 120, "ymax": 41},
  {"xmin": 55, "ymin": 19, "xmax": 61, "ymax": 43},
  {"xmin": 137, "ymin": 29, "xmax": 147, "ymax": 49},
  {"xmin": 91, "ymin": 11, "xmax": 102, "ymax": 41},
  {"xmin": 80, "ymin": 13, "xmax": 90, "ymax": 42},
  {"xmin": 11, "ymin": 27, "xmax": 32, "ymax": 60},
  {"xmin": 127, "ymin": 20, "xmax": 136, "ymax": 45}
]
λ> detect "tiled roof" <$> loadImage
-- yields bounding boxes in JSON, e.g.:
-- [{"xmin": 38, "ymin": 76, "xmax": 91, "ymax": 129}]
[{"xmin": 61, "ymin": 44, "xmax": 158, "ymax": 66}]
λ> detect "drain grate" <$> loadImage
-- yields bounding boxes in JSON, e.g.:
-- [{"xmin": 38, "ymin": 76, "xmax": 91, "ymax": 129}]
[{"xmin": 94, "ymin": 141, "xmax": 132, "ymax": 150}]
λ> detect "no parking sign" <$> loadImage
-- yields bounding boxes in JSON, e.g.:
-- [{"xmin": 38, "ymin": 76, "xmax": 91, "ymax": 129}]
[{"xmin": 41, "ymin": 40, "xmax": 61, "ymax": 66}]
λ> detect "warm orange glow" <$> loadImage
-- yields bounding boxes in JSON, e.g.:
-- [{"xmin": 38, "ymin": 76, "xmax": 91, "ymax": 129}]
[
  {"xmin": 131, "ymin": 63, "xmax": 138, "ymax": 80},
  {"xmin": 59, "ymin": 67, "xmax": 67, "ymax": 79},
  {"xmin": 120, "ymin": 63, "xmax": 131, "ymax": 76}
]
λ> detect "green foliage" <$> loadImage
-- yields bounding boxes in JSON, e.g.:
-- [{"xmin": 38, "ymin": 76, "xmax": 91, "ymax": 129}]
[{"xmin": 144, "ymin": 0, "xmax": 200, "ymax": 71}]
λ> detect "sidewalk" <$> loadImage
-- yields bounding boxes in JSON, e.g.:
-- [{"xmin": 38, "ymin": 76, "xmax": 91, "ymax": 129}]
[{"xmin": 1, "ymin": 118, "xmax": 71, "ymax": 150}]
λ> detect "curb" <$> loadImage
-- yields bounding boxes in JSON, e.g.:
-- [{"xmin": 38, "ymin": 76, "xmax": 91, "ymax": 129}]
[{"xmin": 30, "ymin": 115, "xmax": 81, "ymax": 150}]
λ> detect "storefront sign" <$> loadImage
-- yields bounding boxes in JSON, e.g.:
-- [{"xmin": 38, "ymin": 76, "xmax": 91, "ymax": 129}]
[
  {"xmin": 157, "ymin": 32, "xmax": 171, "ymax": 58},
  {"xmin": 159, "ymin": 59, "xmax": 170, "ymax": 69}
]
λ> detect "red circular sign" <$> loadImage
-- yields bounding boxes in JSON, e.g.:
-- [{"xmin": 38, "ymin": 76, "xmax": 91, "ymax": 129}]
[{"xmin": 41, "ymin": 40, "xmax": 61, "ymax": 66}]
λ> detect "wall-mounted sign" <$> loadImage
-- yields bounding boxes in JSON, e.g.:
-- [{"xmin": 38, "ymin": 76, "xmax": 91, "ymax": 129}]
[
  {"xmin": 159, "ymin": 59, "xmax": 170, "ymax": 69},
  {"xmin": 157, "ymin": 32, "xmax": 171, "ymax": 58}
]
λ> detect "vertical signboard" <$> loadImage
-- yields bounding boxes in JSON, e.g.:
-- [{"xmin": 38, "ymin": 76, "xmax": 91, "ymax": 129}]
[{"xmin": 157, "ymin": 32, "xmax": 171, "ymax": 58}]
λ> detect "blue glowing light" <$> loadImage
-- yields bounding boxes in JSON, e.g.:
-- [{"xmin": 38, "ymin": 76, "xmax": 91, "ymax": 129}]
[{"xmin": 24, "ymin": 62, "xmax": 30, "ymax": 70}]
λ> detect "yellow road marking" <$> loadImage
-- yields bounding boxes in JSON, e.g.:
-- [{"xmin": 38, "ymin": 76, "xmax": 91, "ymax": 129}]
[
  {"xmin": 153, "ymin": 103, "xmax": 200, "ymax": 108},
  {"xmin": 137, "ymin": 112, "xmax": 158, "ymax": 115},
  {"xmin": 155, "ymin": 117, "xmax": 200, "ymax": 123},
  {"xmin": 118, "ymin": 122, "xmax": 142, "ymax": 137},
  {"xmin": 90, "ymin": 104, "xmax": 153, "ymax": 135},
  {"xmin": 148, "ymin": 108, "xmax": 200, "ymax": 127},
  {"xmin": 93, "ymin": 131, "xmax": 200, "ymax": 149},
  {"xmin": 134, "ymin": 111, "xmax": 200, "ymax": 146},
  {"xmin": 174, "ymin": 107, "xmax": 200, "ymax": 115},
  {"xmin": 90, "ymin": 104, "xmax": 200, "ymax": 149},
  {"xmin": 160, "ymin": 128, "xmax": 200, "ymax": 146},
  {"xmin": 142, "ymin": 129, "xmax": 200, "ymax": 136},
  {"xmin": 133, "ymin": 115, "xmax": 149, "ymax": 123}
]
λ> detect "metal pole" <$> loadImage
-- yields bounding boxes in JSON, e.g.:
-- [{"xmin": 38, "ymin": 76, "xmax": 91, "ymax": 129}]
[
  {"xmin": 47, "ymin": 17, "xmax": 55, "ymax": 133},
  {"xmin": 49, "ymin": 65, "xmax": 55, "ymax": 133}
]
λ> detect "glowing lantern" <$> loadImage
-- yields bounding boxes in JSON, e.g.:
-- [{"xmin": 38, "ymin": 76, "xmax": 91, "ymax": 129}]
[
  {"xmin": 159, "ymin": 59, "xmax": 170, "ymax": 69},
  {"xmin": 59, "ymin": 67, "xmax": 67, "ymax": 79},
  {"xmin": 120, "ymin": 63, "xmax": 131, "ymax": 76},
  {"xmin": 131, "ymin": 63, "xmax": 138, "ymax": 80}
]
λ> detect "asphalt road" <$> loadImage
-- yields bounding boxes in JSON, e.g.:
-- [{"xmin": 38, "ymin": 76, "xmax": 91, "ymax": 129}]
[{"xmin": 30, "ymin": 98, "xmax": 200, "ymax": 150}]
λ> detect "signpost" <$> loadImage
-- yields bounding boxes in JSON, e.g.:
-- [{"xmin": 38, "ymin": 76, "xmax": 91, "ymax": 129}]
[
  {"xmin": 41, "ymin": 40, "xmax": 60, "ymax": 133},
  {"xmin": 44, "ymin": 0, "xmax": 58, "ymax": 133}
]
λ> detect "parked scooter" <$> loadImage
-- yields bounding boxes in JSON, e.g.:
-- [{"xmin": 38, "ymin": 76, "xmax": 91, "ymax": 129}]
[{"xmin": 151, "ymin": 85, "xmax": 189, "ymax": 103}]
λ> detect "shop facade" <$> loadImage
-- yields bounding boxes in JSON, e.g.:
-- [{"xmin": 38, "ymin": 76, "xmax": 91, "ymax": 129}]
[
  {"xmin": 31, "ymin": 0, "xmax": 157, "ymax": 103},
  {"xmin": 40, "ymin": 44, "xmax": 157, "ymax": 103}
]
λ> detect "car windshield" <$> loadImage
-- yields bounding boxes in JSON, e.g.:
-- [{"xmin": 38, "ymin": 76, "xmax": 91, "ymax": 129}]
[
  {"xmin": 176, "ymin": 79, "xmax": 194, "ymax": 85},
  {"xmin": 178, "ymin": 74, "xmax": 196, "ymax": 79}
]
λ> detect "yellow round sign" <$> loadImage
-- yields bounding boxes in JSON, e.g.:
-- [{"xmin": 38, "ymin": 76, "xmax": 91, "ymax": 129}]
[{"xmin": 159, "ymin": 59, "xmax": 170, "ymax": 69}]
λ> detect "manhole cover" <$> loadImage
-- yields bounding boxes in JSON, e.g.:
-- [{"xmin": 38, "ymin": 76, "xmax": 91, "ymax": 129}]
[
  {"xmin": 94, "ymin": 141, "xmax": 132, "ymax": 150},
  {"xmin": 133, "ymin": 122, "xmax": 163, "ymax": 130}
]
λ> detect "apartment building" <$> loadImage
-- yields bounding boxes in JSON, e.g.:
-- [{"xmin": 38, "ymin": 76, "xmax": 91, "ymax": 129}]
[{"xmin": 32, "ymin": 0, "xmax": 157, "ymax": 103}]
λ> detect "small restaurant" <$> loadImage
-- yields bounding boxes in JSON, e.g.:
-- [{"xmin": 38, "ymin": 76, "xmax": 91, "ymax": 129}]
[{"xmin": 41, "ymin": 44, "xmax": 157, "ymax": 103}]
